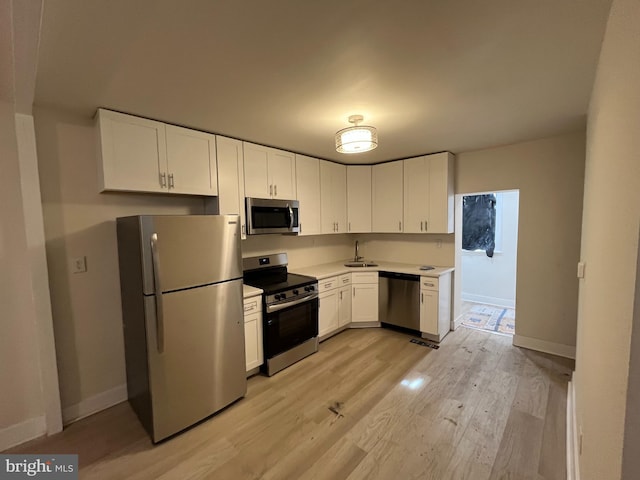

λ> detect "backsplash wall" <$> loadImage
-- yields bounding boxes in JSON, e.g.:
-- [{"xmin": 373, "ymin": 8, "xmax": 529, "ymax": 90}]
[
  {"xmin": 355, "ymin": 233, "xmax": 455, "ymax": 266},
  {"xmin": 241, "ymin": 234, "xmax": 354, "ymax": 269}
]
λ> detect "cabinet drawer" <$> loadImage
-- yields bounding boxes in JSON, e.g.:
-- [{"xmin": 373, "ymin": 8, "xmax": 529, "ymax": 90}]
[
  {"xmin": 243, "ymin": 296, "xmax": 262, "ymax": 315},
  {"xmin": 421, "ymin": 277, "xmax": 439, "ymax": 290},
  {"xmin": 318, "ymin": 276, "xmax": 338, "ymax": 292},
  {"xmin": 351, "ymin": 271, "xmax": 378, "ymax": 284},
  {"xmin": 338, "ymin": 273, "xmax": 351, "ymax": 286}
]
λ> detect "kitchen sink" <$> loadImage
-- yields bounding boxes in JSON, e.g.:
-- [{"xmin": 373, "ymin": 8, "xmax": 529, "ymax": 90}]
[{"xmin": 344, "ymin": 261, "xmax": 378, "ymax": 267}]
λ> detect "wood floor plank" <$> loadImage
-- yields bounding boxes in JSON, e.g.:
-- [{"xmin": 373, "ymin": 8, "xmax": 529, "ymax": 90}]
[
  {"xmin": 489, "ymin": 409, "xmax": 544, "ymax": 479},
  {"xmin": 4, "ymin": 326, "xmax": 572, "ymax": 480},
  {"xmin": 537, "ymin": 377, "xmax": 568, "ymax": 479}
]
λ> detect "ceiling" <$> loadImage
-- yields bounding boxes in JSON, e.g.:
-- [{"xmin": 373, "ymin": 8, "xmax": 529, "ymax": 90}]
[{"xmin": 34, "ymin": 0, "xmax": 612, "ymax": 164}]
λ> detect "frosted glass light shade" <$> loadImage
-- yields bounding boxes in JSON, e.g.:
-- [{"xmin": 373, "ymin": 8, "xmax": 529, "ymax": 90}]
[{"xmin": 335, "ymin": 125, "xmax": 378, "ymax": 153}]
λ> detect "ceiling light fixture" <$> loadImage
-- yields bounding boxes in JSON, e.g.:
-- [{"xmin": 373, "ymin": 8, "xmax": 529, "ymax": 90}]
[{"xmin": 335, "ymin": 115, "xmax": 378, "ymax": 154}]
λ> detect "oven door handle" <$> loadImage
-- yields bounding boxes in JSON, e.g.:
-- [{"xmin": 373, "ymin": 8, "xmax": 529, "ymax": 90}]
[{"xmin": 267, "ymin": 292, "xmax": 318, "ymax": 313}]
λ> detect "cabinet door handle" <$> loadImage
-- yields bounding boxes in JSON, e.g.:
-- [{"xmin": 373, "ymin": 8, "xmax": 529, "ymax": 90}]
[
  {"xmin": 270, "ymin": 184, "xmax": 273, "ymax": 196},
  {"xmin": 336, "ymin": 222, "xmax": 339, "ymax": 232},
  {"xmin": 425, "ymin": 220, "xmax": 428, "ymax": 231},
  {"xmin": 349, "ymin": 222, "xmax": 351, "ymax": 231},
  {"xmin": 274, "ymin": 184, "xmax": 277, "ymax": 197},
  {"xmin": 421, "ymin": 292, "xmax": 424, "ymax": 303},
  {"xmin": 300, "ymin": 223, "xmax": 302, "ymax": 233},
  {"xmin": 353, "ymin": 288, "xmax": 356, "ymax": 297},
  {"xmin": 168, "ymin": 173, "xmax": 175, "ymax": 189},
  {"xmin": 399, "ymin": 221, "xmax": 402, "ymax": 231},
  {"xmin": 340, "ymin": 291, "xmax": 343, "ymax": 300},
  {"xmin": 159, "ymin": 172, "xmax": 167, "ymax": 188},
  {"xmin": 420, "ymin": 221, "xmax": 423, "ymax": 231},
  {"xmin": 241, "ymin": 224, "xmax": 246, "ymax": 235}
]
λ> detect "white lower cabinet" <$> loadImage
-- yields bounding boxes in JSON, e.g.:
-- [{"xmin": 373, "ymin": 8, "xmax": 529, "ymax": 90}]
[
  {"xmin": 338, "ymin": 274, "xmax": 352, "ymax": 327},
  {"xmin": 318, "ymin": 274, "xmax": 352, "ymax": 339},
  {"xmin": 243, "ymin": 295, "xmax": 263, "ymax": 373},
  {"xmin": 318, "ymin": 276, "xmax": 339, "ymax": 339},
  {"xmin": 351, "ymin": 271, "xmax": 379, "ymax": 324},
  {"xmin": 419, "ymin": 272, "xmax": 452, "ymax": 342}
]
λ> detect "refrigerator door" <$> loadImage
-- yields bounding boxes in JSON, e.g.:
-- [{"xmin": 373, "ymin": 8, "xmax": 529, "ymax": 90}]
[
  {"xmin": 145, "ymin": 278, "xmax": 246, "ymax": 442},
  {"xmin": 140, "ymin": 215, "xmax": 242, "ymax": 295}
]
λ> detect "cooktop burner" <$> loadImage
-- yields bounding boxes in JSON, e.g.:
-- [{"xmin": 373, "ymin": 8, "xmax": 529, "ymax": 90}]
[
  {"xmin": 244, "ymin": 272, "xmax": 316, "ymax": 294},
  {"xmin": 242, "ymin": 253, "xmax": 317, "ymax": 298}
]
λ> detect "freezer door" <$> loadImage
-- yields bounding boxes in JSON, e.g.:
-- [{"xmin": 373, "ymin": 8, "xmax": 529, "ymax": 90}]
[
  {"xmin": 140, "ymin": 215, "xmax": 242, "ymax": 294},
  {"xmin": 145, "ymin": 278, "xmax": 246, "ymax": 442}
]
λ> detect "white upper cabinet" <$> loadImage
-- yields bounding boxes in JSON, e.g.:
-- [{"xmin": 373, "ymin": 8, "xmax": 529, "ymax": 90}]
[
  {"xmin": 243, "ymin": 142, "xmax": 296, "ymax": 200},
  {"xmin": 216, "ymin": 136, "xmax": 247, "ymax": 238},
  {"xmin": 346, "ymin": 165, "xmax": 372, "ymax": 233},
  {"xmin": 427, "ymin": 152, "xmax": 454, "ymax": 233},
  {"xmin": 165, "ymin": 125, "xmax": 217, "ymax": 196},
  {"xmin": 372, "ymin": 161, "xmax": 403, "ymax": 232},
  {"xmin": 320, "ymin": 160, "xmax": 347, "ymax": 234},
  {"xmin": 97, "ymin": 109, "xmax": 167, "ymax": 193},
  {"xmin": 403, "ymin": 155, "xmax": 429, "ymax": 233},
  {"xmin": 295, "ymin": 154, "xmax": 322, "ymax": 236},
  {"xmin": 403, "ymin": 152, "xmax": 454, "ymax": 234},
  {"xmin": 96, "ymin": 109, "xmax": 217, "ymax": 196}
]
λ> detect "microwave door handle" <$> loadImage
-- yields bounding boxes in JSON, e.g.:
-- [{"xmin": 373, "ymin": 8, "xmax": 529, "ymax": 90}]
[{"xmin": 287, "ymin": 203, "xmax": 294, "ymax": 229}]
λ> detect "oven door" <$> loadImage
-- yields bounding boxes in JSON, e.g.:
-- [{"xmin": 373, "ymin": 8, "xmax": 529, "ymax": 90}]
[{"xmin": 264, "ymin": 296, "xmax": 318, "ymax": 359}]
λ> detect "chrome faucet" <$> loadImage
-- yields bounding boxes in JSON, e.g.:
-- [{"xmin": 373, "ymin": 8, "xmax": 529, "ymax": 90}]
[{"xmin": 354, "ymin": 240, "xmax": 363, "ymax": 262}]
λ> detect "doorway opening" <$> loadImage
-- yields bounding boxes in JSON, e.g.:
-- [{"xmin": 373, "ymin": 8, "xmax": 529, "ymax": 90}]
[{"xmin": 454, "ymin": 190, "xmax": 519, "ymax": 336}]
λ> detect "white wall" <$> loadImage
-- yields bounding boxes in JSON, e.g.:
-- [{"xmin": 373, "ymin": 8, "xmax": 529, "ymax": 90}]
[
  {"xmin": 34, "ymin": 107, "xmax": 207, "ymax": 423},
  {"xmin": 242, "ymin": 234, "xmax": 353, "ymax": 270},
  {"xmin": 574, "ymin": 0, "xmax": 640, "ymax": 477},
  {"xmin": 461, "ymin": 191, "xmax": 519, "ymax": 308},
  {"xmin": 356, "ymin": 233, "xmax": 454, "ymax": 267},
  {"xmin": 455, "ymin": 132, "xmax": 585, "ymax": 358},
  {"xmin": 0, "ymin": 0, "xmax": 55, "ymax": 451}
]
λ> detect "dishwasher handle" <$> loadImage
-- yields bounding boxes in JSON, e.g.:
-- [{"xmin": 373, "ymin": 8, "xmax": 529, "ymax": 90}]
[{"xmin": 378, "ymin": 271, "xmax": 420, "ymax": 282}]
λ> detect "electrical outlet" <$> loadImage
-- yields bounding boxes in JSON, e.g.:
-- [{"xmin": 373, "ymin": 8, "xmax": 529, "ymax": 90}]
[
  {"xmin": 577, "ymin": 261, "xmax": 586, "ymax": 278},
  {"xmin": 71, "ymin": 256, "xmax": 87, "ymax": 274}
]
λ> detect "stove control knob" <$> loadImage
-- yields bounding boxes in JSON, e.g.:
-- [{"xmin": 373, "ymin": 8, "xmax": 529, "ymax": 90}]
[
  {"xmin": 274, "ymin": 294, "xmax": 282, "ymax": 301},
  {"xmin": 293, "ymin": 289, "xmax": 299, "ymax": 295},
  {"xmin": 305, "ymin": 285, "xmax": 315, "ymax": 292},
  {"xmin": 281, "ymin": 292, "xmax": 287, "ymax": 299}
]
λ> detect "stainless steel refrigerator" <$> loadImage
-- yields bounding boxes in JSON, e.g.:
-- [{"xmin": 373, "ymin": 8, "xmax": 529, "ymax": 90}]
[{"xmin": 116, "ymin": 214, "xmax": 246, "ymax": 443}]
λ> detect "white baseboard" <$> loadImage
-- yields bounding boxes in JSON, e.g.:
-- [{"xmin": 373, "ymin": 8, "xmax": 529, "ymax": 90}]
[
  {"xmin": 512, "ymin": 334, "xmax": 576, "ymax": 359},
  {"xmin": 567, "ymin": 377, "xmax": 580, "ymax": 480},
  {"xmin": 461, "ymin": 293, "xmax": 515, "ymax": 308},
  {"xmin": 0, "ymin": 415, "xmax": 46, "ymax": 451},
  {"xmin": 62, "ymin": 384, "xmax": 127, "ymax": 425},
  {"xmin": 453, "ymin": 314, "xmax": 464, "ymax": 330}
]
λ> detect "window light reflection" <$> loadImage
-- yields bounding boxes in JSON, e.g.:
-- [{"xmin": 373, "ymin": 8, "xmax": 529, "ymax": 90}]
[{"xmin": 400, "ymin": 377, "xmax": 425, "ymax": 390}]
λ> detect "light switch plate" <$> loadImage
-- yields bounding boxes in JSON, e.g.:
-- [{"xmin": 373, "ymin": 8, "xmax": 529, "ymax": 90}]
[{"xmin": 71, "ymin": 256, "xmax": 87, "ymax": 274}]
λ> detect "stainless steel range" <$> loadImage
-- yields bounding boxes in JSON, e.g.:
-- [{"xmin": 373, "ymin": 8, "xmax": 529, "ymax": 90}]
[{"xmin": 243, "ymin": 253, "xmax": 319, "ymax": 376}]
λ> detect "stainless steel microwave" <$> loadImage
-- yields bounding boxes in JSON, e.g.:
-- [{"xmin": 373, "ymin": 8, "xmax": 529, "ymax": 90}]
[{"xmin": 246, "ymin": 198, "xmax": 300, "ymax": 235}]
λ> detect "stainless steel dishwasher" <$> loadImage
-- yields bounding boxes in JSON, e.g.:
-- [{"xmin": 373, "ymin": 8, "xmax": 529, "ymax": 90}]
[{"xmin": 378, "ymin": 271, "xmax": 421, "ymax": 331}]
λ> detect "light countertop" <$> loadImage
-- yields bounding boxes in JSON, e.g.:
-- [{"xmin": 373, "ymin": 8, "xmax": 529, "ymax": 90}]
[
  {"xmin": 243, "ymin": 284, "xmax": 263, "ymax": 298},
  {"xmin": 292, "ymin": 260, "xmax": 454, "ymax": 280}
]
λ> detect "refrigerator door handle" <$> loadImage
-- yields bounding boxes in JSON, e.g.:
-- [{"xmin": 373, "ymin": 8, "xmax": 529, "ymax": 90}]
[{"xmin": 150, "ymin": 233, "xmax": 165, "ymax": 354}]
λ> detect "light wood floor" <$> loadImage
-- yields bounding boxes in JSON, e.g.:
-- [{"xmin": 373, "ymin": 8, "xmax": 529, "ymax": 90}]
[{"xmin": 7, "ymin": 326, "xmax": 573, "ymax": 479}]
